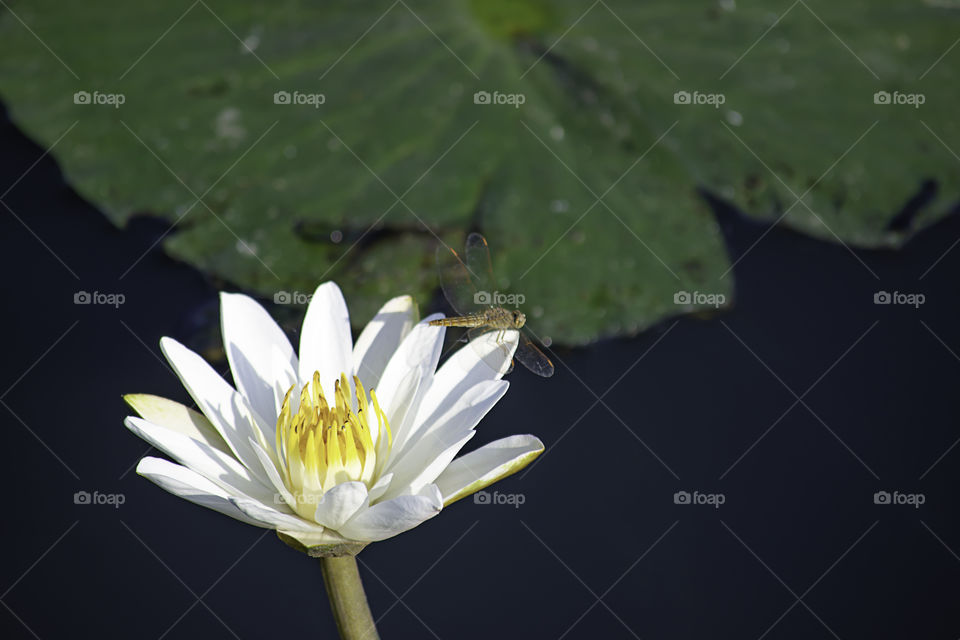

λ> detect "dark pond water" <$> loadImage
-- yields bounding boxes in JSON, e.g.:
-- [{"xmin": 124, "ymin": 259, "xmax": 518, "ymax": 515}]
[{"xmin": 2, "ymin": 102, "xmax": 960, "ymax": 639}]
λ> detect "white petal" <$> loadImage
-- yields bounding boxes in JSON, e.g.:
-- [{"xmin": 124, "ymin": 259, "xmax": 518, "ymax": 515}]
[
  {"xmin": 375, "ymin": 367, "xmax": 420, "ymax": 467},
  {"xmin": 124, "ymin": 394, "xmax": 230, "ymax": 456},
  {"xmin": 376, "ymin": 316, "xmax": 444, "ymax": 451},
  {"xmin": 228, "ymin": 496, "xmax": 322, "ymax": 533},
  {"xmin": 353, "ymin": 295, "xmax": 418, "ymax": 391},
  {"xmin": 125, "ymin": 417, "xmax": 274, "ymax": 504},
  {"xmin": 380, "ymin": 431, "xmax": 475, "ymax": 502},
  {"xmin": 269, "ymin": 345, "xmax": 298, "ymax": 417},
  {"xmin": 435, "ymin": 435, "xmax": 544, "ymax": 506},
  {"xmin": 221, "ymin": 292, "xmax": 298, "ymax": 425},
  {"xmin": 394, "ymin": 379, "xmax": 508, "ymax": 470},
  {"xmin": 376, "ymin": 315, "xmax": 444, "ymax": 412},
  {"xmin": 313, "ymin": 482, "xmax": 369, "ymax": 529},
  {"xmin": 248, "ymin": 439, "xmax": 295, "ymax": 507},
  {"xmin": 382, "ymin": 380, "xmax": 508, "ymax": 497},
  {"xmin": 367, "ymin": 473, "xmax": 394, "ymax": 504},
  {"xmin": 160, "ymin": 337, "xmax": 271, "ymax": 486},
  {"xmin": 299, "ymin": 282, "xmax": 353, "ymax": 391},
  {"xmin": 416, "ymin": 330, "xmax": 517, "ymax": 431},
  {"xmin": 337, "ymin": 485, "xmax": 443, "ymax": 542},
  {"xmin": 136, "ymin": 457, "xmax": 268, "ymax": 527}
]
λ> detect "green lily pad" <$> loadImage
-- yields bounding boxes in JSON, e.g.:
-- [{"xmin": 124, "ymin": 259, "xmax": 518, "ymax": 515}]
[{"xmin": 1, "ymin": 1, "xmax": 955, "ymax": 344}]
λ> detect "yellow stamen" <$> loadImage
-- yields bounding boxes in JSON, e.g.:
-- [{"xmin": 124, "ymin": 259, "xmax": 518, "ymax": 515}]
[{"xmin": 274, "ymin": 371, "xmax": 390, "ymax": 520}]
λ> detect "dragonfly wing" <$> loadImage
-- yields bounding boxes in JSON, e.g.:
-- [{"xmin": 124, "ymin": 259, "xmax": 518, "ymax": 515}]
[
  {"xmin": 436, "ymin": 242, "xmax": 479, "ymax": 316},
  {"xmin": 463, "ymin": 232, "xmax": 496, "ymax": 293},
  {"xmin": 437, "ymin": 233, "xmax": 550, "ymax": 379},
  {"xmin": 514, "ymin": 331, "xmax": 555, "ymax": 378}
]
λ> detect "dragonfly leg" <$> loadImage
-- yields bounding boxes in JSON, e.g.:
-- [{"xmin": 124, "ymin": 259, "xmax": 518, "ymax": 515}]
[{"xmin": 496, "ymin": 329, "xmax": 512, "ymax": 360}]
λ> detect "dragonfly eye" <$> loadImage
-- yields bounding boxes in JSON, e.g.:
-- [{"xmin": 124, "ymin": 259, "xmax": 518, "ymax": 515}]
[{"xmin": 513, "ymin": 310, "xmax": 526, "ymax": 328}]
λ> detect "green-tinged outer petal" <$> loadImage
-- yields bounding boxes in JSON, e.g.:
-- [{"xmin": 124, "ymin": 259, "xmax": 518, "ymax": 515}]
[
  {"xmin": 277, "ymin": 529, "xmax": 367, "ymax": 558},
  {"xmin": 124, "ymin": 393, "xmax": 231, "ymax": 456},
  {"xmin": 436, "ymin": 435, "xmax": 545, "ymax": 507}
]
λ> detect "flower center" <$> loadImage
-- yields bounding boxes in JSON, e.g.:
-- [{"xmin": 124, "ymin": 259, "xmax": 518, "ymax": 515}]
[{"xmin": 275, "ymin": 372, "xmax": 390, "ymax": 520}]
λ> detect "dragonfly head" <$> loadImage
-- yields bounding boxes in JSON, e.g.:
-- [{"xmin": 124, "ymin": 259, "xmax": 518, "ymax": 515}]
[{"xmin": 511, "ymin": 309, "xmax": 526, "ymax": 329}]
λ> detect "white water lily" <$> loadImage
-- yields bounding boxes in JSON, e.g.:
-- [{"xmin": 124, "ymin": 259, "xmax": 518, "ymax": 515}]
[{"xmin": 124, "ymin": 282, "xmax": 543, "ymax": 555}]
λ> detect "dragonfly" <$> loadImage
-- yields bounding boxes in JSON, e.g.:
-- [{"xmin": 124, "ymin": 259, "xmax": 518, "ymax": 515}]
[{"xmin": 429, "ymin": 232, "xmax": 555, "ymax": 377}]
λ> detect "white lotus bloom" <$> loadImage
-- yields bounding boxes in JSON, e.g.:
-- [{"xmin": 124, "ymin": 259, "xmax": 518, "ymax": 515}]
[{"xmin": 124, "ymin": 282, "xmax": 543, "ymax": 555}]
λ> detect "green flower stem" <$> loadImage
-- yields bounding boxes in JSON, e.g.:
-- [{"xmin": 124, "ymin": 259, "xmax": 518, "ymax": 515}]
[{"xmin": 321, "ymin": 555, "xmax": 380, "ymax": 640}]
